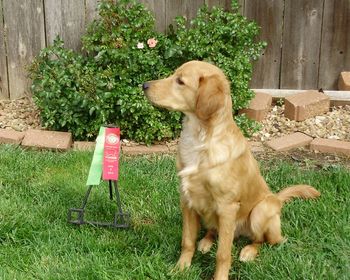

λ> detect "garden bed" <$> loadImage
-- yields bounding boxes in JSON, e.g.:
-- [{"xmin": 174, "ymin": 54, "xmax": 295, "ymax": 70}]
[
  {"xmin": 1, "ymin": 96, "xmax": 350, "ymax": 145},
  {"xmin": 251, "ymin": 104, "xmax": 350, "ymax": 142}
]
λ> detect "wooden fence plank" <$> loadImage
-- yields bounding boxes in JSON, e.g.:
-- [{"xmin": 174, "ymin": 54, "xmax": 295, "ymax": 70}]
[
  {"xmin": 186, "ymin": 0, "xmax": 205, "ymax": 20},
  {"xmin": 318, "ymin": 0, "xmax": 350, "ymax": 90},
  {"xmin": 139, "ymin": 0, "xmax": 167, "ymax": 32},
  {"xmin": 44, "ymin": 0, "xmax": 86, "ymax": 51},
  {"xmin": 85, "ymin": 0, "xmax": 100, "ymax": 24},
  {"xmin": 0, "ymin": 0, "xmax": 9, "ymax": 99},
  {"xmin": 166, "ymin": 0, "xmax": 185, "ymax": 28},
  {"xmin": 245, "ymin": 0, "xmax": 284, "ymax": 89},
  {"xmin": 205, "ymin": 0, "xmax": 243, "ymax": 12},
  {"xmin": 166, "ymin": 0, "xmax": 205, "ymax": 29},
  {"xmin": 3, "ymin": 0, "xmax": 45, "ymax": 99},
  {"xmin": 206, "ymin": 0, "xmax": 231, "ymax": 10},
  {"xmin": 238, "ymin": 0, "xmax": 245, "ymax": 14},
  {"xmin": 280, "ymin": 0, "xmax": 324, "ymax": 89},
  {"xmin": 1, "ymin": 0, "xmax": 350, "ymax": 99}
]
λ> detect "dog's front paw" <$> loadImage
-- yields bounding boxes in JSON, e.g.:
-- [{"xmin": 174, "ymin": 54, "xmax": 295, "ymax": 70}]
[{"xmin": 175, "ymin": 253, "xmax": 193, "ymax": 271}]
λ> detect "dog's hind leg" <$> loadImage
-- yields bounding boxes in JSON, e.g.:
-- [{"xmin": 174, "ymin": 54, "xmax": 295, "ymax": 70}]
[
  {"xmin": 198, "ymin": 229, "xmax": 216, "ymax": 254},
  {"xmin": 239, "ymin": 242, "xmax": 262, "ymax": 262},
  {"xmin": 264, "ymin": 214, "xmax": 285, "ymax": 245},
  {"xmin": 239, "ymin": 195, "xmax": 284, "ymax": 262}
]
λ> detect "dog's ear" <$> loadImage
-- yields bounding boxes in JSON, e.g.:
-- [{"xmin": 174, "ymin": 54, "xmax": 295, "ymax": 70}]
[{"xmin": 196, "ymin": 75, "xmax": 225, "ymax": 121}]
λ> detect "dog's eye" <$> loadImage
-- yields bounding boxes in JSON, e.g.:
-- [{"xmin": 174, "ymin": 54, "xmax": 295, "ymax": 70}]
[{"xmin": 176, "ymin": 77, "xmax": 185, "ymax": 85}]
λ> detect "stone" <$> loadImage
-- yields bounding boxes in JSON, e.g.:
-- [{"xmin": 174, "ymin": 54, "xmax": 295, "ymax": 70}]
[
  {"xmin": 266, "ymin": 132, "xmax": 313, "ymax": 152},
  {"xmin": 338, "ymin": 72, "xmax": 350, "ymax": 90},
  {"xmin": 0, "ymin": 129, "xmax": 25, "ymax": 144},
  {"xmin": 310, "ymin": 138, "xmax": 350, "ymax": 156},
  {"xmin": 240, "ymin": 92, "xmax": 272, "ymax": 121},
  {"xmin": 284, "ymin": 90, "xmax": 330, "ymax": 121},
  {"xmin": 21, "ymin": 129, "xmax": 72, "ymax": 151}
]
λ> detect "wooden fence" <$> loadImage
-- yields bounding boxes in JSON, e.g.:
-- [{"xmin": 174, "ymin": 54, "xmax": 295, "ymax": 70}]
[{"xmin": 0, "ymin": 0, "xmax": 349, "ymax": 100}]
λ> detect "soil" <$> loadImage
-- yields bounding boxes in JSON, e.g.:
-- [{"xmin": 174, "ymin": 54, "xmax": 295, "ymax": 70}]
[{"xmin": 253, "ymin": 146, "xmax": 350, "ymax": 169}]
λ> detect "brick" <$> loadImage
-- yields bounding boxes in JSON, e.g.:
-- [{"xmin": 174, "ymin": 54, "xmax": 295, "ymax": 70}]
[
  {"xmin": 73, "ymin": 141, "xmax": 96, "ymax": 151},
  {"xmin": 338, "ymin": 72, "xmax": 350, "ymax": 90},
  {"xmin": 122, "ymin": 144, "xmax": 169, "ymax": 155},
  {"xmin": 239, "ymin": 92, "xmax": 272, "ymax": 121},
  {"xmin": 21, "ymin": 129, "xmax": 72, "ymax": 151},
  {"xmin": 266, "ymin": 132, "xmax": 313, "ymax": 152},
  {"xmin": 310, "ymin": 138, "xmax": 350, "ymax": 156},
  {"xmin": 0, "ymin": 129, "xmax": 25, "ymax": 144},
  {"xmin": 284, "ymin": 90, "xmax": 330, "ymax": 121}
]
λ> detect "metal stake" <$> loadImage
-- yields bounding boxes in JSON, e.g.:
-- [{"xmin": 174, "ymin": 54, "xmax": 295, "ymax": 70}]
[{"xmin": 68, "ymin": 180, "xmax": 130, "ymax": 228}]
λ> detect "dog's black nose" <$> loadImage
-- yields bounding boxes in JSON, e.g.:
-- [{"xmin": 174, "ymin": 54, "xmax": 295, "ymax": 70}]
[{"xmin": 142, "ymin": 83, "xmax": 150, "ymax": 91}]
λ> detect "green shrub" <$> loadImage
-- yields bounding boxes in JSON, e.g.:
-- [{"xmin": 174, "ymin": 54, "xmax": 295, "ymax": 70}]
[
  {"xmin": 29, "ymin": 0, "xmax": 264, "ymax": 143},
  {"xmin": 28, "ymin": 39, "xmax": 100, "ymax": 140},
  {"xmin": 29, "ymin": 0, "xmax": 181, "ymax": 142}
]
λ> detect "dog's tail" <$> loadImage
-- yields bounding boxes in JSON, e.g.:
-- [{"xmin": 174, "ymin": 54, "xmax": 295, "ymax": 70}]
[{"xmin": 277, "ymin": 185, "xmax": 320, "ymax": 203}]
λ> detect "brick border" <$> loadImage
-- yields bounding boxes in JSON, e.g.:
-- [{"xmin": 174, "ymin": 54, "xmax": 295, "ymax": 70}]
[
  {"xmin": 266, "ymin": 132, "xmax": 313, "ymax": 152},
  {"xmin": 284, "ymin": 91, "xmax": 330, "ymax": 121},
  {"xmin": 1, "ymin": 126, "xmax": 350, "ymax": 157},
  {"xmin": 310, "ymin": 138, "xmax": 350, "ymax": 156},
  {"xmin": 0, "ymin": 128, "xmax": 177, "ymax": 155},
  {"xmin": 0, "ymin": 129, "xmax": 25, "ymax": 145},
  {"xmin": 2, "ymin": 84, "xmax": 350, "ymax": 155},
  {"xmin": 21, "ymin": 129, "xmax": 72, "ymax": 151},
  {"xmin": 239, "ymin": 92, "xmax": 272, "ymax": 121},
  {"xmin": 252, "ymin": 89, "xmax": 350, "ymax": 107}
]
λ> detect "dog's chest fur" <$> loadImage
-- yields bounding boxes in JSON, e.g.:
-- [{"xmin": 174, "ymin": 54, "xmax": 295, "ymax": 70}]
[
  {"xmin": 178, "ymin": 116, "xmax": 205, "ymax": 176},
  {"xmin": 177, "ymin": 116, "xmax": 227, "ymax": 223}
]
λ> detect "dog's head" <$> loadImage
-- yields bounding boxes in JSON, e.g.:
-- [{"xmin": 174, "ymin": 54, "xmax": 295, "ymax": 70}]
[{"xmin": 143, "ymin": 61, "xmax": 232, "ymax": 121}]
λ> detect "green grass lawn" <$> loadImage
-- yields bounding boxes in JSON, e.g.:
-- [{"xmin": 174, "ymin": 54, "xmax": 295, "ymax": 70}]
[{"xmin": 0, "ymin": 145, "xmax": 349, "ymax": 280}]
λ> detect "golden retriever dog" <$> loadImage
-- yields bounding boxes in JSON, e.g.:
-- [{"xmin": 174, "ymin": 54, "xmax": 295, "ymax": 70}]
[{"xmin": 143, "ymin": 61, "xmax": 320, "ymax": 280}]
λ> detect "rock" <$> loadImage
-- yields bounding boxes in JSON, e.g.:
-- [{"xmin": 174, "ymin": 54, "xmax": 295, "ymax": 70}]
[
  {"xmin": 252, "ymin": 104, "xmax": 350, "ymax": 143},
  {"xmin": 0, "ymin": 97, "xmax": 41, "ymax": 132}
]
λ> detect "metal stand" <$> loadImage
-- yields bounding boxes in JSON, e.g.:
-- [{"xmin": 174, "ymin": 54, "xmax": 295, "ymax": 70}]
[{"xmin": 68, "ymin": 180, "xmax": 130, "ymax": 228}]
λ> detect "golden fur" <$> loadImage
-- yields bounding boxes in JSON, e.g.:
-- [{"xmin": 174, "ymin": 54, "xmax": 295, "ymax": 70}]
[{"xmin": 143, "ymin": 61, "xmax": 320, "ymax": 280}]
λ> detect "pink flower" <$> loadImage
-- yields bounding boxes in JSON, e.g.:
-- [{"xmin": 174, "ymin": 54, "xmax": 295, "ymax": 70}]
[
  {"xmin": 147, "ymin": 38, "xmax": 158, "ymax": 48},
  {"xmin": 137, "ymin": 42, "xmax": 144, "ymax": 49}
]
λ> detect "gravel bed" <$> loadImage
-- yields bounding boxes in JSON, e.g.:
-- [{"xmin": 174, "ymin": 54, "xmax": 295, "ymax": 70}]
[
  {"xmin": 1, "ymin": 98, "xmax": 349, "ymax": 145},
  {"xmin": 0, "ymin": 97, "xmax": 41, "ymax": 131},
  {"xmin": 251, "ymin": 105, "xmax": 350, "ymax": 142}
]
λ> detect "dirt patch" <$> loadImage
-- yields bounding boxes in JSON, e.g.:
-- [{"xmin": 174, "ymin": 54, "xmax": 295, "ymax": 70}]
[{"xmin": 253, "ymin": 147, "xmax": 350, "ymax": 169}]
